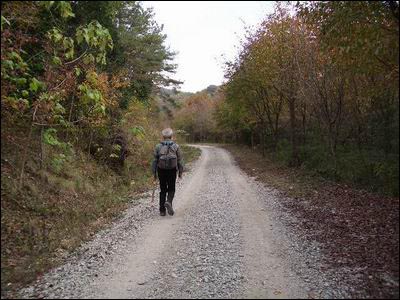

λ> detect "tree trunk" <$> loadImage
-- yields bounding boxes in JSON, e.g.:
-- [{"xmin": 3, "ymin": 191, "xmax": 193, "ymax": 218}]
[
  {"xmin": 40, "ymin": 127, "xmax": 45, "ymax": 170},
  {"xmin": 20, "ymin": 104, "xmax": 39, "ymax": 188},
  {"xmin": 289, "ymin": 98, "xmax": 300, "ymax": 166},
  {"xmin": 66, "ymin": 95, "xmax": 75, "ymax": 141},
  {"xmin": 19, "ymin": 124, "xmax": 34, "ymax": 189},
  {"xmin": 302, "ymin": 112, "xmax": 307, "ymax": 145},
  {"xmin": 272, "ymin": 132, "xmax": 278, "ymax": 153},
  {"xmin": 88, "ymin": 130, "xmax": 94, "ymax": 156},
  {"xmin": 261, "ymin": 129, "xmax": 266, "ymax": 157}
]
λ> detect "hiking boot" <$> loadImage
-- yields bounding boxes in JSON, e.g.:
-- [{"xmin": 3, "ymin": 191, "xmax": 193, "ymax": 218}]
[
  {"xmin": 164, "ymin": 201, "xmax": 174, "ymax": 216},
  {"xmin": 160, "ymin": 211, "xmax": 166, "ymax": 216}
]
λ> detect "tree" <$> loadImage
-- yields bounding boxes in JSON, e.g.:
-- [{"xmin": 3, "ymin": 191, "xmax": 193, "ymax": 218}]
[{"xmin": 211, "ymin": 1, "xmax": 399, "ymax": 195}]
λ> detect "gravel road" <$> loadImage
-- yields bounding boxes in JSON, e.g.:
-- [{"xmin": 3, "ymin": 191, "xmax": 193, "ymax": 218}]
[{"xmin": 17, "ymin": 145, "xmax": 351, "ymax": 299}]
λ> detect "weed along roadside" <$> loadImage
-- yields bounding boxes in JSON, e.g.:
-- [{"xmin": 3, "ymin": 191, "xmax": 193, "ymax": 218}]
[
  {"xmin": 1, "ymin": 141, "xmax": 200, "ymax": 296},
  {"xmin": 12, "ymin": 144, "xmax": 399, "ymax": 299},
  {"xmin": 1, "ymin": 0, "xmax": 190, "ymax": 295},
  {"xmin": 222, "ymin": 144, "xmax": 399, "ymax": 298}
]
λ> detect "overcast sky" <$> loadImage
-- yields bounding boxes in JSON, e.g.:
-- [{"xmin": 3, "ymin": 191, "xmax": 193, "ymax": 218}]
[{"xmin": 141, "ymin": 1, "xmax": 276, "ymax": 93}]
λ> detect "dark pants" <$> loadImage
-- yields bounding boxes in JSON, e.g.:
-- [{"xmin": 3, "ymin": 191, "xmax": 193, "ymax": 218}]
[{"xmin": 157, "ymin": 168, "xmax": 177, "ymax": 212}]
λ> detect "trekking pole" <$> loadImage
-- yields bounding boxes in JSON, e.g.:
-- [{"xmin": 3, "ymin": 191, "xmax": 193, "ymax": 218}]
[{"xmin": 151, "ymin": 178, "xmax": 157, "ymax": 205}]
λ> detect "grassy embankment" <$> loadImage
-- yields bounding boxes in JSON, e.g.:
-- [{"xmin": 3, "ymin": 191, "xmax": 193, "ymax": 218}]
[{"xmin": 1, "ymin": 136, "xmax": 200, "ymax": 294}]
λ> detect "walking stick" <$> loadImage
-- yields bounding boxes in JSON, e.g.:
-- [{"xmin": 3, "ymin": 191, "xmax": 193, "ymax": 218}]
[{"xmin": 151, "ymin": 179, "xmax": 157, "ymax": 205}]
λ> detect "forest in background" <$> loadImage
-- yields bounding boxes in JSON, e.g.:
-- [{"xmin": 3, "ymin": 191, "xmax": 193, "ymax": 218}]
[{"xmin": 173, "ymin": 1, "xmax": 399, "ymax": 197}]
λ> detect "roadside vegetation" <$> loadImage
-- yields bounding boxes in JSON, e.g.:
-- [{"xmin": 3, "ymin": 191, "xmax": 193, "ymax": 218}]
[
  {"xmin": 1, "ymin": 1, "xmax": 200, "ymax": 294},
  {"xmin": 172, "ymin": 4, "xmax": 399, "ymax": 295},
  {"xmin": 174, "ymin": 2, "xmax": 399, "ymax": 197}
]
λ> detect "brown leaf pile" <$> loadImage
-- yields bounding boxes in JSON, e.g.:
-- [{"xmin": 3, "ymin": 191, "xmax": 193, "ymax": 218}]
[{"xmin": 283, "ymin": 185, "xmax": 399, "ymax": 298}]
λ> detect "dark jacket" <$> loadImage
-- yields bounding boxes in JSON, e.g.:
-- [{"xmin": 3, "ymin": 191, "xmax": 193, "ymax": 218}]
[{"xmin": 152, "ymin": 140, "xmax": 183, "ymax": 178}]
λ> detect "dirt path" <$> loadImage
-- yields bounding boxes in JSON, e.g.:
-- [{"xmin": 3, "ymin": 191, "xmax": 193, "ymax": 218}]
[{"xmin": 18, "ymin": 145, "xmax": 346, "ymax": 299}]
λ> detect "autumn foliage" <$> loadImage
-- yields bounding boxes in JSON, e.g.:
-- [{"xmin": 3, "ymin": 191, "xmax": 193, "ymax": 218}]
[
  {"xmin": 174, "ymin": 2, "xmax": 399, "ymax": 196},
  {"xmin": 1, "ymin": 1, "xmax": 177, "ymax": 293}
]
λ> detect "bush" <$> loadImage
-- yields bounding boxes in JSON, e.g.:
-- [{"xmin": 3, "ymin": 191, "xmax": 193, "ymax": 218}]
[{"xmin": 274, "ymin": 139, "xmax": 399, "ymax": 197}]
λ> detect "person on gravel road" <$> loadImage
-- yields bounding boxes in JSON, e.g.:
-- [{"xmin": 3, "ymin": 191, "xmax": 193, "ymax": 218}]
[{"xmin": 152, "ymin": 128, "xmax": 183, "ymax": 216}]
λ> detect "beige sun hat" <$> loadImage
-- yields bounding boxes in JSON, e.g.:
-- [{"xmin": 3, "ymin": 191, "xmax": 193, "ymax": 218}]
[{"xmin": 161, "ymin": 128, "xmax": 173, "ymax": 138}]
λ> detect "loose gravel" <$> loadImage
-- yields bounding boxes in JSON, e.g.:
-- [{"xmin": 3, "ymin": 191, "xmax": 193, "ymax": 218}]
[
  {"xmin": 141, "ymin": 147, "xmax": 244, "ymax": 299},
  {"xmin": 16, "ymin": 145, "xmax": 362, "ymax": 299},
  {"xmin": 16, "ymin": 156, "xmax": 202, "ymax": 299}
]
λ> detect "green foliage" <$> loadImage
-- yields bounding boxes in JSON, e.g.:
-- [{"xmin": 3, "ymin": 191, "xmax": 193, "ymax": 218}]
[
  {"xmin": 74, "ymin": 67, "xmax": 82, "ymax": 77},
  {"xmin": 2, "ymin": 0, "xmax": 177, "ymax": 169},
  {"xmin": 50, "ymin": 153, "xmax": 67, "ymax": 173},
  {"xmin": 275, "ymin": 139, "xmax": 292, "ymax": 165},
  {"xmin": 43, "ymin": 128, "xmax": 61, "ymax": 146},
  {"xmin": 57, "ymin": 1, "xmax": 75, "ymax": 19},
  {"xmin": 109, "ymin": 143, "xmax": 121, "ymax": 158},
  {"xmin": 29, "ymin": 78, "xmax": 45, "ymax": 93},
  {"xmin": 78, "ymin": 84, "xmax": 103, "ymax": 104},
  {"xmin": 43, "ymin": 128, "xmax": 73, "ymax": 173},
  {"xmin": 106, "ymin": 1, "xmax": 178, "ymax": 103},
  {"xmin": 130, "ymin": 126, "xmax": 146, "ymax": 140},
  {"xmin": 209, "ymin": 2, "xmax": 399, "ymax": 196},
  {"xmin": 46, "ymin": 21, "xmax": 113, "ymax": 66},
  {"xmin": 47, "ymin": 28, "xmax": 63, "ymax": 43},
  {"xmin": 1, "ymin": 15, "xmax": 10, "ymax": 31},
  {"xmin": 76, "ymin": 21, "xmax": 113, "ymax": 65},
  {"xmin": 40, "ymin": 1, "xmax": 75, "ymax": 19},
  {"xmin": 1, "ymin": 1, "xmax": 180, "ymax": 293}
]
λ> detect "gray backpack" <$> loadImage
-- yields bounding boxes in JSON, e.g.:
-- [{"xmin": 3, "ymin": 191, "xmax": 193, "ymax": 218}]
[{"xmin": 157, "ymin": 142, "xmax": 178, "ymax": 170}]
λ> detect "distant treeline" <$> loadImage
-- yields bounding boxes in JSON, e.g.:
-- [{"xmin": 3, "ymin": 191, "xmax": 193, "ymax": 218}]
[{"xmin": 173, "ymin": 2, "xmax": 399, "ymax": 196}]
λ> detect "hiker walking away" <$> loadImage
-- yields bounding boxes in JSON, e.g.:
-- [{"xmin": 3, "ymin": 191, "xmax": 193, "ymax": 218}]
[{"xmin": 152, "ymin": 128, "xmax": 183, "ymax": 216}]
